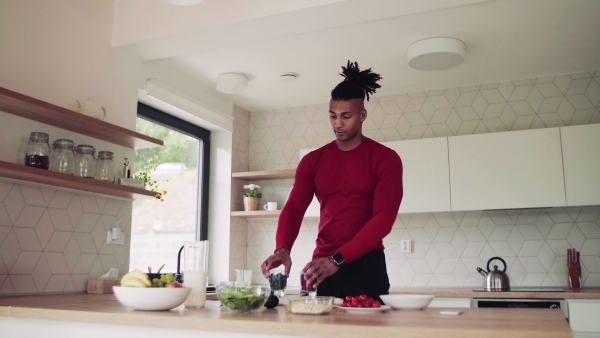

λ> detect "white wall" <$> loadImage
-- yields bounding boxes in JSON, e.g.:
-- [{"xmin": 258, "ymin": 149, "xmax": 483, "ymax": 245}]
[{"xmin": 0, "ymin": 0, "xmax": 236, "ymax": 292}]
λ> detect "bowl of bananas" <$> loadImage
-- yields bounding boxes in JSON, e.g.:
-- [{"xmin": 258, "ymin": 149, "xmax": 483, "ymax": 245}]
[{"xmin": 113, "ymin": 270, "xmax": 191, "ymax": 311}]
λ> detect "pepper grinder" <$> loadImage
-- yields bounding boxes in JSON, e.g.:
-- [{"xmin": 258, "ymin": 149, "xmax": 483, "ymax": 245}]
[{"xmin": 265, "ymin": 270, "xmax": 288, "ymax": 309}]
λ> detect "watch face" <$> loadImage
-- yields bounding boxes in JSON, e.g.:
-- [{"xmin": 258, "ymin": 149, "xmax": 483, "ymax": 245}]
[{"xmin": 331, "ymin": 252, "xmax": 345, "ymax": 265}]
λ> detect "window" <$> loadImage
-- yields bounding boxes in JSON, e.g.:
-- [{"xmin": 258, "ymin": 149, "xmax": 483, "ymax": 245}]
[{"xmin": 129, "ymin": 103, "xmax": 210, "ymax": 274}]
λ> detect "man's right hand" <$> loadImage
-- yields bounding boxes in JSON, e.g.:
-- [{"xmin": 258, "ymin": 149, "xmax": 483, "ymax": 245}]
[{"xmin": 261, "ymin": 248, "xmax": 292, "ymax": 278}]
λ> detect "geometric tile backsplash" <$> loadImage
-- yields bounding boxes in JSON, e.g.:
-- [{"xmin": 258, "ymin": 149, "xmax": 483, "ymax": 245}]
[
  {"xmin": 0, "ymin": 180, "xmax": 131, "ymax": 295},
  {"xmin": 244, "ymin": 207, "xmax": 600, "ymax": 289},
  {"xmin": 239, "ymin": 69, "xmax": 600, "ymax": 288}
]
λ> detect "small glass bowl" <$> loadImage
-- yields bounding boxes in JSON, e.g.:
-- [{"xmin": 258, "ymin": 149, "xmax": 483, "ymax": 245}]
[
  {"xmin": 216, "ymin": 281, "xmax": 270, "ymax": 313},
  {"xmin": 289, "ymin": 296, "xmax": 334, "ymax": 315}
]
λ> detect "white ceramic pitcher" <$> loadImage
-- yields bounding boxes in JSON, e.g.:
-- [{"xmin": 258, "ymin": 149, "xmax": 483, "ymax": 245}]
[{"xmin": 76, "ymin": 99, "xmax": 106, "ymax": 120}]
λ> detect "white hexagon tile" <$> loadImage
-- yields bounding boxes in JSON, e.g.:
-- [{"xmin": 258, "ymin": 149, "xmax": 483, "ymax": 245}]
[
  {"xmin": 239, "ymin": 69, "xmax": 600, "ymax": 288},
  {"xmin": 0, "ymin": 181, "xmax": 131, "ymax": 295}
]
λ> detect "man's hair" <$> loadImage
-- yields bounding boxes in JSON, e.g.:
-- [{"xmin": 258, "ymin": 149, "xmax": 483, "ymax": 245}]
[{"xmin": 331, "ymin": 60, "xmax": 382, "ymax": 102}]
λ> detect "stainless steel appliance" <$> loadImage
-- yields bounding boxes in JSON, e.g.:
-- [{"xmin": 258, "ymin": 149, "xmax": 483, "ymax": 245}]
[
  {"xmin": 472, "ymin": 287, "xmax": 565, "ymax": 292},
  {"xmin": 471, "ymin": 298, "xmax": 568, "ymax": 319}
]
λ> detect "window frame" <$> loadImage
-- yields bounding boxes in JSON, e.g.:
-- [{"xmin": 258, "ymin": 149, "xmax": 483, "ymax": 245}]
[{"xmin": 136, "ymin": 102, "xmax": 211, "ymax": 240}]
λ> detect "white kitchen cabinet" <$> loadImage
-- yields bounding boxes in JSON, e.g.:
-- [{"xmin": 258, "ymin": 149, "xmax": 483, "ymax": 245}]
[
  {"xmin": 385, "ymin": 137, "xmax": 451, "ymax": 214},
  {"xmin": 568, "ymin": 299, "xmax": 600, "ymax": 337},
  {"xmin": 560, "ymin": 124, "xmax": 600, "ymax": 207},
  {"xmin": 299, "ymin": 137, "xmax": 452, "ymax": 216},
  {"xmin": 448, "ymin": 128, "xmax": 566, "ymax": 211}
]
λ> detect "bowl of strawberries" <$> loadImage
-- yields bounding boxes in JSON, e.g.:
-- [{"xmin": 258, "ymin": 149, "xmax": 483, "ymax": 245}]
[{"xmin": 338, "ymin": 294, "xmax": 391, "ymax": 313}]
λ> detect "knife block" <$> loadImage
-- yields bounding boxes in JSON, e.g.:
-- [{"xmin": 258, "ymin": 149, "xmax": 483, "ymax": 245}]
[{"xmin": 568, "ymin": 264, "xmax": 581, "ymax": 289}]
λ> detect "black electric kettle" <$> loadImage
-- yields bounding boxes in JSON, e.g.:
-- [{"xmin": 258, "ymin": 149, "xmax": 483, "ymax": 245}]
[{"xmin": 477, "ymin": 256, "xmax": 510, "ymax": 291}]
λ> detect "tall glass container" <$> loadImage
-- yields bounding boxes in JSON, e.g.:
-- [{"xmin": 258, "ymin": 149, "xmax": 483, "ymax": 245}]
[
  {"xmin": 95, "ymin": 151, "xmax": 115, "ymax": 181},
  {"xmin": 73, "ymin": 144, "xmax": 96, "ymax": 178},
  {"xmin": 25, "ymin": 132, "xmax": 50, "ymax": 170},
  {"xmin": 49, "ymin": 139, "xmax": 75, "ymax": 174},
  {"xmin": 183, "ymin": 240, "xmax": 209, "ymax": 308}
]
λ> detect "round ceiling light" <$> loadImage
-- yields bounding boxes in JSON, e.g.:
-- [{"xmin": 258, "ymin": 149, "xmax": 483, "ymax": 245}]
[
  {"xmin": 161, "ymin": 0, "xmax": 204, "ymax": 6},
  {"xmin": 407, "ymin": 37, "xmax": 466, "ymax": 71},
  {"xmin": 216, "ymin": 73, "xmax": 248, "ymax": 94}
]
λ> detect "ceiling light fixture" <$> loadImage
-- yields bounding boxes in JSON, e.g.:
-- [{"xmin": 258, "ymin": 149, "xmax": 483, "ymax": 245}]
[
  {"xmin": 161, "ymin": 0, "xmax": 204, "ymax": 6},
  {"xmin": 280, "ymin": 73, "xmax": 298, "ymax": 82},
  {"xmin": 407, "ymin": 37, "xmax": 466, "ymax": 71},
  {"xmin": 216, "ymin": 73, "xmax": 248, "ymax": 94}
]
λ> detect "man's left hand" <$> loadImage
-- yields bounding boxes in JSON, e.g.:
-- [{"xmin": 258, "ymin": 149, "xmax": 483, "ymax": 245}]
[{"xmin": 301, "ymin": 257, "xmax": 339, "ymax": 290}]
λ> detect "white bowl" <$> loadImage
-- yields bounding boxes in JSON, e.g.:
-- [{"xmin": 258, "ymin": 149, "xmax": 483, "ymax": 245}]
[
  {"xmin": 113, "ymin": 286, "xmax": 191, "ymax": 311},
  {"xmin": 379, "ymin": 294, "xmax": 433, "ymax": 310}
]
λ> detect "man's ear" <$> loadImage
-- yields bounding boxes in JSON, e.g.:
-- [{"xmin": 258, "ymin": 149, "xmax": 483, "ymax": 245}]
[{"xmin": 360, "ymin": 109, "xmax": 367, "ymax": 123}]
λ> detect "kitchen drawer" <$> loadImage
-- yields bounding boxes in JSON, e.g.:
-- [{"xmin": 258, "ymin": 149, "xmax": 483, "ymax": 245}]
[{"xmin": 568, "ymin": 299, "xmax": 600, "ymax": 334}]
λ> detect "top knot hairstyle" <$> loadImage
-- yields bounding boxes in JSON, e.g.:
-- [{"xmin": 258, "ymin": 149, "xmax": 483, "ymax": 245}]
[{"xmin": 331, "ymin": 60, "xmax": 382, "ymax": 102}]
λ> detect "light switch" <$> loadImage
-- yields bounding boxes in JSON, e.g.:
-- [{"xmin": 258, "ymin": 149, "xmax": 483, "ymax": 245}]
[{"xmin": 401, "ymin": 240, "xmax": 412, "ymax": 253}]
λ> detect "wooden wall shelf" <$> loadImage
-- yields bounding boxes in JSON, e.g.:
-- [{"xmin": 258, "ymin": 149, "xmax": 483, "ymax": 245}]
[
  {"xmin": 0, "ymin": 87, "xmax": 163, "ymax": 149},
  {"xmin": 232, "ymin": 169, "xmax": 295, "ymax": 180},
  {"xmin": 0, "ymin": 160, "xmax": 156, "ymax": 200},
  {"xmin": 230, "ymin": 210, "xmax": 281, "ymax": 218}
]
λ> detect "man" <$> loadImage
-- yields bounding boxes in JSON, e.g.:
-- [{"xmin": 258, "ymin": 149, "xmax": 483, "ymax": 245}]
[{"xmin": 261, "ymin": 61, "xmax": 403, "ymax": 301}]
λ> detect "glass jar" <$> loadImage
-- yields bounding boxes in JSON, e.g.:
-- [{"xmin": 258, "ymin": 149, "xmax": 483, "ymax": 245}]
[
  {"xmin": 73, "ymin": 144, "xmax": 96, "ymax": 178},
  {"xmin": 50, "ymin": 139, "xmax": 75, "ymax": 174},
  {"xmin": 25, "ymin": 132, "xmax": 50, "ymax": 170},
  {"xmin": 95, "ymin": 151, "xmax": 115, "ymax": 181}
]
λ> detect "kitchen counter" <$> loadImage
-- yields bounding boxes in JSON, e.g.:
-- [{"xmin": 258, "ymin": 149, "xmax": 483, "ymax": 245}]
[
  {"xmin": 389, "ymin": 287, "xmax": 600, "ymax": 299},
  {"xmin": 0, "ymin": 293, "xmax": 573, "ymax": 338}
]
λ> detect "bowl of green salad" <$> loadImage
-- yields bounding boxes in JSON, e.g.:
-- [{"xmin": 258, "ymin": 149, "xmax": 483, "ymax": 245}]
[{"xmin": 216, "ymin": 281, "xmax": 270, "ymax": 313}]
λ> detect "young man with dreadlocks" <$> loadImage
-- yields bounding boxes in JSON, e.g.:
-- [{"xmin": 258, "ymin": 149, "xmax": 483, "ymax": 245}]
[{"xmin": 261, "ymin": 61, "xmax": 403, "ymax": 302}]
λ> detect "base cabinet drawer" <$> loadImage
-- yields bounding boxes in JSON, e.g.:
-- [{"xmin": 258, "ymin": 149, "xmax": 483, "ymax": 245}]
[{"xmin": 568, "ymin": 299, "xmax": 600, "ymax": 337}]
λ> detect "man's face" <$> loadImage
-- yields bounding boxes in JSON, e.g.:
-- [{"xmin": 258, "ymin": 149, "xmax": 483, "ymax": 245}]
[{"xmin": 329, "ymin": 98, "xmax": 366, "ymax": 145}]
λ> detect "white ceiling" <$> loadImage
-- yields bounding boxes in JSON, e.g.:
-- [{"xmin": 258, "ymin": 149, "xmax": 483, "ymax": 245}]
[{"xmin": 114, "ymin": 0, "xmax": 600, "ymax": 112}]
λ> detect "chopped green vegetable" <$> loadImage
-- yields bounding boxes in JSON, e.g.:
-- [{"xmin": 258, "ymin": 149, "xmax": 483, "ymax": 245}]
[{"xmin": 218, "ymin": 286, "xmax": 267, "ymax": 312}]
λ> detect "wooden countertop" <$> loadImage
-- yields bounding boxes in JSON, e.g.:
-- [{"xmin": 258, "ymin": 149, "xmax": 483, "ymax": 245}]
[
  {"xmin": 0, "ymin": 293, "xmax": 573, "ymax": 338},
  {"xmin": 389, "ymin": 287, "xmax": 600, "ymax": 299}
]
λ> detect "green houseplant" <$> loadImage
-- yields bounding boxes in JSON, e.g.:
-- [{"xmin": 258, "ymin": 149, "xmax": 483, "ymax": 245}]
[
  {"xmin": 243, "ymin": 184, "xmax": 262, "ymax": 211},
  {"xmin": 130, "ymin": 158, "xmax": 166, "ymax": 201}
]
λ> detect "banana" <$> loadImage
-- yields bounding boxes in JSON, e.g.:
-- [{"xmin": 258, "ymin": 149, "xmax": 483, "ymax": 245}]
[
  {"xmin": 120, "ymin": 269, "xmax": 151, "ymax": 287},
  {"xmin": 121, "ymin": 278, "xmax": 149, "ymax": 288}
]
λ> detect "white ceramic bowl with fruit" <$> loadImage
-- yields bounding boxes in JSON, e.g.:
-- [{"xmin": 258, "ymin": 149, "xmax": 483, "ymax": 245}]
[
  {"xmin": 379, "ymin": 294, "xmax": 433, "ymax": 310},
  {"xmin": 113, "ymin": 270, "xmax": 191, "ymax": 311}
]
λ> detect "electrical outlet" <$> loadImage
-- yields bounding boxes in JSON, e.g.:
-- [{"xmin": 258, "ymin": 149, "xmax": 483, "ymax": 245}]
[
  {"xmin": 106, "ymin": 229, "xmax": 124, "ymax": 245},
  {"xmin": 401, "ymin": 239, "xmax": 412, "ymax": 253}
]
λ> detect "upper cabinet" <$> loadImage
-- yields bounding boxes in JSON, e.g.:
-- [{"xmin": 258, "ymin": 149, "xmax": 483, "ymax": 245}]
[
  {"xmin": 560, "ymin": 124, "xmax": 600, "ymax": 206},
  {"xmin": 233, "ymin": 123, "xmax": 599, "ymax": 217},
  {"xmin": 448, "ymin": 128, "xmax": 566, "ymax": 211},
  {"xmin": 386, "ymin": 138, "xmax": 451, "ymax": 214},
  {"xmin": 299, "ymin": 138, "xmax": 452, "ymax": 216}
]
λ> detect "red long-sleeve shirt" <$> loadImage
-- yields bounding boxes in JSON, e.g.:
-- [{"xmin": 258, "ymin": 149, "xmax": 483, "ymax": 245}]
[{"xmin": 276, "ymin": 138, "xmax": 403, "ymax": 263}]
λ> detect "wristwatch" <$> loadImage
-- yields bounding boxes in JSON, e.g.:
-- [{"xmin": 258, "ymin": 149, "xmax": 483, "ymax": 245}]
[{"xmin": 329, "ymin": 252, "xmax": 346, "ymax": 267}]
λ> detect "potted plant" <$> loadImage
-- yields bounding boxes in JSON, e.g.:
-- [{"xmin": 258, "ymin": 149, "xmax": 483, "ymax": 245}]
[
  {"xmin": 243, "ymin": 184, "xmax": 262, "ymax": 211},
  {"xmin": 130, "ymin": 159, "xmax": 166, "ymax": 202}
]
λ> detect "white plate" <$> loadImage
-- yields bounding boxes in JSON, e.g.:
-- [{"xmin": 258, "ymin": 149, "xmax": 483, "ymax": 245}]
[{"xmin": 338, "ymin": 305, "xmax": 391, "ymax": 313}]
